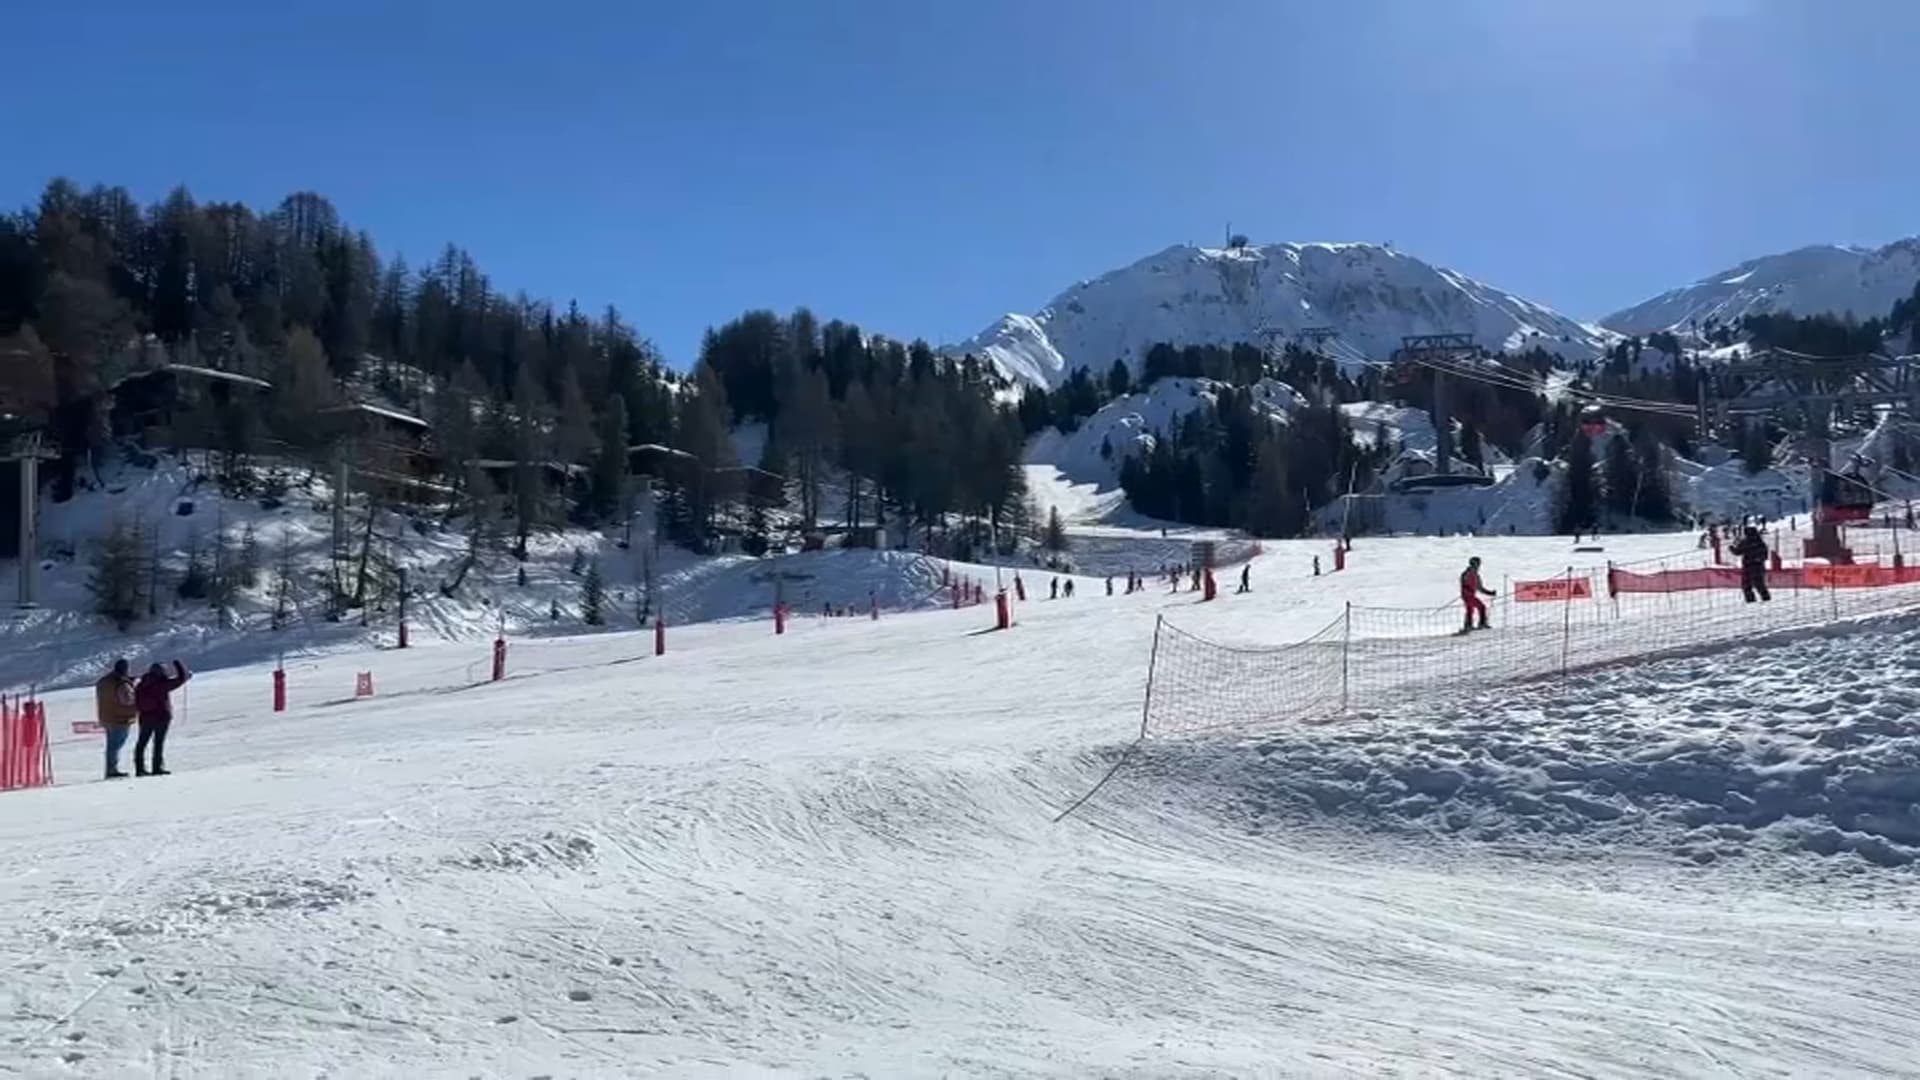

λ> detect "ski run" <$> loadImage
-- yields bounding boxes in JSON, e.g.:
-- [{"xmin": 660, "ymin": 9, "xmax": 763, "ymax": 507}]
[{"xmin": 4, "ymin": 528, "xmax": 1919, "ymax": 1077}]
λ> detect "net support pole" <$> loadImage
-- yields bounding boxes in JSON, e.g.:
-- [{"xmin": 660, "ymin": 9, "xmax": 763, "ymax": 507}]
[
  {"xmin": 1560, "ymin": 565, "xmax": 1574, "ymax": 677},
  {"xmin": 1052, "ymin": 615, "xmax": 1160, "ymax": 824},
  {"xmin": 1137, "ymin": 614, "xmax": 1162, "ymax": 739},
  {"xmin": 1340, "ymin": 602, "xmax": 1352, "ymax": 711}
]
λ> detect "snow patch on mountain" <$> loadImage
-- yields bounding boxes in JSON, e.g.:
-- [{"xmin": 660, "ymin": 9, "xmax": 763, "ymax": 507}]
[
  {"xmin": 955, "ymin": 242, "xmax": 1616, "ymax": 389},
  {"xmin": 1023, "ymin": 377, "xmax": 1303, "ymax": 525},
  {"xmin": 1603, "ymin": 238, "xmax": 1920, "ymax": 336}
]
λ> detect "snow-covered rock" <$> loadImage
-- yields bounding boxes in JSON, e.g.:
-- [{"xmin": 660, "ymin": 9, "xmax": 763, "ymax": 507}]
[
  {"xmin": 954, "ymin": 243, "xmax": 1616, "ymax": 389},
  {"xmin": 1604, "ymin": 238, "xmax": 1920, "ymax": 336}
]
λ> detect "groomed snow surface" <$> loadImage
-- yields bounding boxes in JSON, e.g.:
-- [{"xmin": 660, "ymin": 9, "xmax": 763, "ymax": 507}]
[{"xmin": 5, "ymin": 532, "xmax": 1920, "ymax": 1077}]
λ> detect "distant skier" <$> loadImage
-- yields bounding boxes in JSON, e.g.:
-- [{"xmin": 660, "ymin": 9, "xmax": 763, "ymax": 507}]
[
  {"xmin": 1730, "ymin": 525, "xmax": 1772, "ymax": 603},
  {"xmin": 94, "ymin": 659, "xmax": 138, "ymax": 780},
  {"xmin": 1049, "ymin": 576, "xmax": 1059, "ymax": 600},
  {"xmin": 1313, "ymin": 555, "xmax": 1321, "ymax": 577},
  {"xmin": 1459, "ymin": 557, "xmax": 1496, "ymax": 632},
  {"xmin": 134, "ymin": 660, "xmax": 191, "ymax": 777},
  {"xmin": 1064, "ymin": 579, "xmax": 1075, "ymax": 599},
  {"xmin": 1237, "ymin": 565, "xmax": 1251, "ymax": 594},
  {"xmin": 1105, "ymin": 576, "xmax": 1113, "ymax": 596}
]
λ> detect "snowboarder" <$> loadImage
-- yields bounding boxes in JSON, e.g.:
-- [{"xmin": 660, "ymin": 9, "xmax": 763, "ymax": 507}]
[
  {"xmin": 1105, "ymin": 577, "xmax": 1113, "ymax": 596},
  {"xmin": 1064, "ymin": 579, "xmax": 1075, "ymax": 599},
  {"xmin": 1237, "ymin": 565, "xmax": 1251, "ymax": 594},
  {"xmin": 94, "ymin": 659, "xmax": 138, "ymax": 780},
  {"xmin": 1313, "ymin": 555, "xmax": 1321, "ymax": 577},
  {"xmin": 1459, "ymin": 557, "xmax": 1496, "ymax": 632},
  {"xmin": 133, "ymin": 660, "xmax": 191, "ymax": 777},
  {"xmin": 1730, "ymin": 525, "xmax": 1772, "ymax": 603},
  {"xmin": 1049, "ymin": 577, "xmax": 1059, "ymax": 600}
]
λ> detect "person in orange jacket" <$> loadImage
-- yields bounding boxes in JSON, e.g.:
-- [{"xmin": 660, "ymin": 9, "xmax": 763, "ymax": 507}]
[{"xmin": 94, "ymin": 659, "xmax": 138, "ymax": 780}]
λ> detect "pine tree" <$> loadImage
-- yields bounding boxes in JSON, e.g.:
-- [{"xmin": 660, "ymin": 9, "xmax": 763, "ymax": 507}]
[
  {"xmin": 178, "ymin": 528, "xmax": 211, "ymax": 599},
  {"xmin": 553, "ymin": 366, "xmax": 597, "ymax": 466},
  {"xmin": 237, "ymin": 523, "xmax": 261, "ymax": 589},
  {"xmin": 270, "ymin": 327, "xmax": 340, "ymax": 452},
  {"xmin": 89, "ymin": 517, "xmax": 146, "ymax": 631},
  {"xmin": 1043, "ymin": 505, "xmax": 1068, "ymax": 552},
  {"xmin": 589, "ymin": 394, "xmax": 630, "ymax": 520},
  {"xmin": 1741, "ymin": 423, "xmax": 1773, "ymax": 475},
  {"xmin": 208, "ymin": 522, "xmax": 238, "ymax": 623},
  {"xmin": 146, "ymin": 523, "xmax": 165, "ymax": 617},
  {"xmin": 271, "ymin": 530, "xmax": 297, "ymax": 630},
  {"xmin": 1243, "ymin": 436, "xmax": 1298, "ymax": 538},
  {"xmin": 1604, "ymin": 435, "xmax": 1639, "ymax": 520},
  {"xmin": 1633, "ymin": 433, "xmax": 1673, "ymax": 523},
  {"xmin": 510, "ymin": 364, "xmax": 552, "ymax": 559},
  {"xmin": 582, "ymin": 560, "xmax": 604, "ymax": 625},
  {"xmin": 1107, "ymin": 359, "xmax": 1131, "ymax": 399},
  {"xmin": 1556, "ymin": 432, "xmax": 1598, "ymax": 534}
]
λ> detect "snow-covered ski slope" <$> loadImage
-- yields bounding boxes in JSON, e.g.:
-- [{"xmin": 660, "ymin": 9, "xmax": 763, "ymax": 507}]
[
  {"xmin": 0, "ymin": 460, "xmax": 976, "ymax": 692},
  {"xmin": 5, "ymin": 531, "xmax": 1919, "ymax": 1076}
]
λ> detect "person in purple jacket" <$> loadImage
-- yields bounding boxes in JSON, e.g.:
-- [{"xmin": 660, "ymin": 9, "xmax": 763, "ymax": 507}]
[{"xmin": 133, "ymin": 660, "xmax": 191, "ymax": 777}]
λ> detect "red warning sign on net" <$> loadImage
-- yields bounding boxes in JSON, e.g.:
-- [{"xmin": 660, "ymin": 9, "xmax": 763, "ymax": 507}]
[
  {"xmin": 1513, "ymin": 577, "xmax": 1593, "ymax": 602},
  {"xmin": 1804, "ymin": 564, "xmax": 1880, "ymax": 588}
]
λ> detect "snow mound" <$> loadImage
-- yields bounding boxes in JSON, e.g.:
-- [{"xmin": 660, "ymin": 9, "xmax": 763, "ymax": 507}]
[
  {"xmin": 1604, "ymin": 238, "xmax": 1920, "ymax": 335},
  {"xmin": 955, "ymin": 242, "xmax": 1616, "ymax": 389},
  {"xmin": 1138, "ymin": 615, "xmax": 1920, "ymax": 872}
]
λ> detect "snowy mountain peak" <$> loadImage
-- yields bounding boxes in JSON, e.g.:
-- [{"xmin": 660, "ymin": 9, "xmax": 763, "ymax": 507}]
[
  {"xmin": 1603, "ymin": 237, "xmax": 1920, "ymax": 336},
  {"xmin": 954, "ymin": 241, "xmax": 1614, "ymax": 389}
]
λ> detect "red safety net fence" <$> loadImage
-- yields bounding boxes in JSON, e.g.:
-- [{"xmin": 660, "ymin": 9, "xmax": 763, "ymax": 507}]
[
  {"xmin": 1, "ymin": 695, "xmax": 54, "ymax": 792},
  {"xmin": 1141, "ymin": 558, "xmax": 1920, "ymax": 739}
]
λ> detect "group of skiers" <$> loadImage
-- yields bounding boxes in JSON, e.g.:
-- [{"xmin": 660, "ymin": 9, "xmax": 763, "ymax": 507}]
[
  {"xmin": 93, "ymin": 658, "xmax": 191, "ymax": 780},
  {"xmin": 1022, "ymin": 562, "xmax": 1259, "ymax": 600}
]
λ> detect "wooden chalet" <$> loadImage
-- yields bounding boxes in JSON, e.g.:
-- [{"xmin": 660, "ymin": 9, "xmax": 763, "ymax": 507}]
[
  {"xmin": 110, "ymin": 363, "xmax": 273, "ymax": 442},
  {"xmin": 321, "ymin": 401, "xmax": 448, "ymax": 503}
]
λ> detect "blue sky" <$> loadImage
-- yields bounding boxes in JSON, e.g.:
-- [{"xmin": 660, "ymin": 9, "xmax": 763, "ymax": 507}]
[{"xmin": 7, "ymin": 0, "xmax": 1915, "ymax": 365}]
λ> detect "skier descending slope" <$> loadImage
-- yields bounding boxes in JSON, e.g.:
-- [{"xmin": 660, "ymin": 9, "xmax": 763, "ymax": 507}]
[{"xmin": 1459, "ymin": 556, "xmax": 1496, "ymax": 632}]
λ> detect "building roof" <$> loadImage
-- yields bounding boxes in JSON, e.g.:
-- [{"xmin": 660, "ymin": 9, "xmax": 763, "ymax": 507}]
[
  {"xmin": 321, "ymin": 401, "xmax": 431, "ymax": 430},
  {"xmin": 113, "ymin": 363, "xmax": 274, "ymax": 392},
  {"xmin": 463, "ymin": 458, "xmax": 588, "ymax": 476}
]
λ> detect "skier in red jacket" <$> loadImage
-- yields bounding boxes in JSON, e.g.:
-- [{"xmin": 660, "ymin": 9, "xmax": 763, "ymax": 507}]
[{"xmin": 1460, "ymin": 557, "xmax": 1496, "ymax": 632}]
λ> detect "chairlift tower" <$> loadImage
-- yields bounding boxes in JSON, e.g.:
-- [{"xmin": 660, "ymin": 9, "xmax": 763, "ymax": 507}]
[
  {"xmin": 1705, "ymin": 346, "xmax": 1920, "ymax": 561},
  {"xmin": 3, "ymin": 432, "xmax": 60, "ymax": 608},
  {"xmin": 1391, "ymin": 334, "xmax": 1479, "ymax": 476}
]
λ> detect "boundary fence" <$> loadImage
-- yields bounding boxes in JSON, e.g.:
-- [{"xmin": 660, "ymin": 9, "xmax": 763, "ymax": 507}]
[{"xmin": 1139, "ymin": 559, "xmax": 1920, "ymax": 741}]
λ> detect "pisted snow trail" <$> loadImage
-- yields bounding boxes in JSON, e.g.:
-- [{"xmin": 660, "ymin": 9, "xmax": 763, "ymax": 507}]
[{"xmin": 2, "ymin": 533, "xmax": 1918, "ymax": 1076}]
